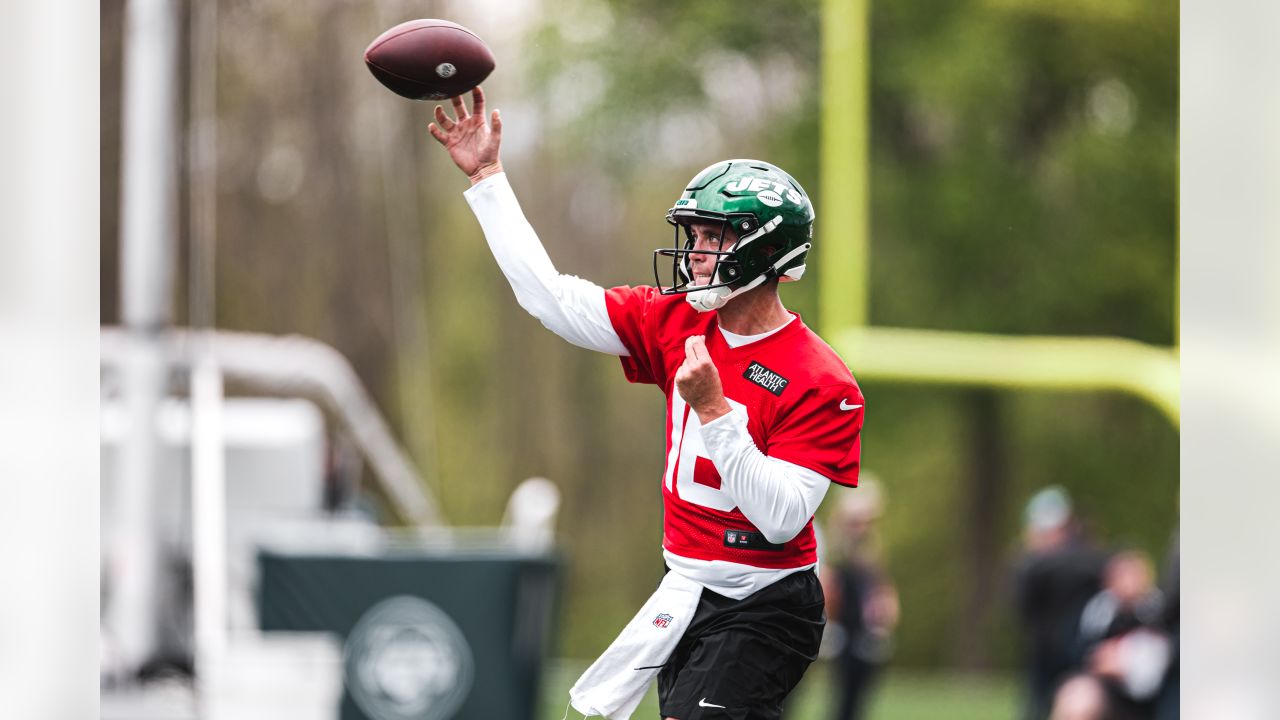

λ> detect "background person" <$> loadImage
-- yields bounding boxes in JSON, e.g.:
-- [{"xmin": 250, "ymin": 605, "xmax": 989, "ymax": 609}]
[
  {"xmin": 819, "ymin": 475, "xmax": 898, "ymax": 720},
  {"xmin": 1012, "ymin": 486, "xmax": 1110, "ymax": 720},
  {"xmin": 1051, "ymin": 550, "xmax": 1173, "ymax": 720}
]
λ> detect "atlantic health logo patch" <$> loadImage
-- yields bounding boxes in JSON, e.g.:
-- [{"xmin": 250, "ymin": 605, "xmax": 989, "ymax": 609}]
[{"xmin": 743, "ymin": 361, "xmax": 790, "ymax": 396}]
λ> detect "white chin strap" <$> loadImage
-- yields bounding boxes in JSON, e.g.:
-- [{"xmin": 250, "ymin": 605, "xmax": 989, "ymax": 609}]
[
  {"xmin": 686, "ymin": 285, "xmax": 734, "ymax": 313},
  {"xmin": 685, "ymin": 242, "xmax": 812, "ymax": 313}
]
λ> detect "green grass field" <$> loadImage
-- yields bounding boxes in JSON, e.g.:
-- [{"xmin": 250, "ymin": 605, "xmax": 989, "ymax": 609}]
[{"xmin": 542, "ymin": 659, "xmax": 1017, "ymax": 720}]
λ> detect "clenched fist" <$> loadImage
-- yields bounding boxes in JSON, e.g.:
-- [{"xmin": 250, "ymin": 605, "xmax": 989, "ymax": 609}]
[{"xmin": 674, "ymin": 335, "xmax": 732, "ymax": 424}]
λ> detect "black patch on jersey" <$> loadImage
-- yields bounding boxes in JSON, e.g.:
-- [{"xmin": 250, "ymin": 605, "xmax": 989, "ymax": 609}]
[
  {"xmin": 743, "ymin": 361, "xmax": 790, "ymax": 396},
  {"xmin": 724, "ymin": 529, "xmax": 785, "ymax": 552}
]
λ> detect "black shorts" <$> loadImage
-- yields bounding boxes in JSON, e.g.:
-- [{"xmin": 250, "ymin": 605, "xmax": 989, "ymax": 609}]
[{"xmin": 657, "ymin": 569, "xmax": 826, "ymax": 720}]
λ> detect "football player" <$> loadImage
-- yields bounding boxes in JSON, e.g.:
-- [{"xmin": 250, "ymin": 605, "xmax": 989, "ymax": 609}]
[{"xmin": 429, "ymin": 88, "xmax": 864, "ymax": 720}]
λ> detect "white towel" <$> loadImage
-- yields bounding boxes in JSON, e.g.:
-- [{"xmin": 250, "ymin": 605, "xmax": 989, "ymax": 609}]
[{"xmin": 569, "ymin": 571, "xmax": 704, "ymax": 719}]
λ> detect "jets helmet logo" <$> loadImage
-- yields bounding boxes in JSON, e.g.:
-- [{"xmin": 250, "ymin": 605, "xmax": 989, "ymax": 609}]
[{"xmin": 724, "ymin": 176, "xmax": 805, "ymax": 205}]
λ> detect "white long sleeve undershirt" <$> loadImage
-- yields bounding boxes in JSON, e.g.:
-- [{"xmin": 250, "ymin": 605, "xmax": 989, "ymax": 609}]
[
  {"xmin": 464, "ymin": 172, "xmax": 830, "ymax": 546},
  {"xmin": 699, "ymin": 408, "xmax": 831, "ymax": 544},
  {"xmin": 463, "ymin": 173, "xmax": 630, "ymax": 356}
]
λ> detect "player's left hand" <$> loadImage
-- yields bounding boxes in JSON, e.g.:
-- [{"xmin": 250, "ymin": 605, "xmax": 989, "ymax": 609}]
[{"xmin": 675, "ymin": 335, "xmax": 732, "ymax": 423}]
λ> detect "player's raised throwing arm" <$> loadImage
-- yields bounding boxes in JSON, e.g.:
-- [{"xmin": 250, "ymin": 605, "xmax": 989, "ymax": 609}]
[{"xmin": 427, "ymin": 88, "xmax": 629, "ymax": 356}]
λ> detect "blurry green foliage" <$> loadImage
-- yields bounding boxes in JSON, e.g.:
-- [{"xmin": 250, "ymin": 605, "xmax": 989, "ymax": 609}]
[
  {"xmin": 100, "ymin": 0, "xmax": 1176, "ymax": 671},
  {"xmin": 522, "ymin": 0, "xmax": 1178, "ymax": 669}
]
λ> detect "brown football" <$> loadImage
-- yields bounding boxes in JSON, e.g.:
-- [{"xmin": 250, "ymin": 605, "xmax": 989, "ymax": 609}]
[{"xmin": 363, "ymin": 19, "xmax": 495, "ymax": 101}]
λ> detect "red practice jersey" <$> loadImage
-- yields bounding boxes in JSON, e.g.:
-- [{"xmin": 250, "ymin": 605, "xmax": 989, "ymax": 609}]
[{"xmin": 605, "ymin": 285, "xmax": 864, "ymax": 594}]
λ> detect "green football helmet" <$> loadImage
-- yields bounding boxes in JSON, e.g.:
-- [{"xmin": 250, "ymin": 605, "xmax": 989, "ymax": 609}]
[{"xmin": 655, "ymin": 159, "xmax": 815, "ymax": 312}]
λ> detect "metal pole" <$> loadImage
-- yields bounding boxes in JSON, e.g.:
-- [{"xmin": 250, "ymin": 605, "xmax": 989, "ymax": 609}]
[
  {"xmin": 108, "ymin": 0, "xmax": 179, "ymax": 679},
  {"xmin": 187, "ymin": 0, "xmax": 227, "ymax": 711},
  {"xmin": 190, "ymin": 356, "xmax": 226, "ymax": 711},
  {"xmin": 820, "ymin": 0, "xmax": 870, "ymax": 334},
  {"xmin": 832, "ymin": 326, "xmax": 1181, "ymax": 426},
  {"xmin": 120, "ymin": 0, "xmax": 179, "ymax": 331}
]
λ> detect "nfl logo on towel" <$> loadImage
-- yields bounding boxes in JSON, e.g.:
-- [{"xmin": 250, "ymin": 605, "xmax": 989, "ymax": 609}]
[{"xmin": 653, "ymin": 613, "xmax": 674, "ymax": 629}]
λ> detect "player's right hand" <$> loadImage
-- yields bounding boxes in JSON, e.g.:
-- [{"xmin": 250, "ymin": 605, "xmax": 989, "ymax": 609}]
[
  {"xmin": 427, "ymin": 86, "xmax": 503, "ymax": 182},
  {"xmin": 675, "ymin": 335, "xmax": 732, "ymax": 424}
]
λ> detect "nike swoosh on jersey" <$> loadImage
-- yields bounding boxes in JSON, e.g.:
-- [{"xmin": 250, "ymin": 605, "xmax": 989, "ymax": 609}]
[
  {"xmin": 839, "ymin": 399, "xmax": 862, "ymax": 411},
  {"xmin": 698, "ymin": 698, "xmax": 727, "ymax": 708}
]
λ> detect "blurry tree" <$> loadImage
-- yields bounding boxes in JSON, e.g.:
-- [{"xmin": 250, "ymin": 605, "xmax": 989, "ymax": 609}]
[{"xmin": 864, "ymin": 0, "xmax": 1178, "ymax": 669}]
